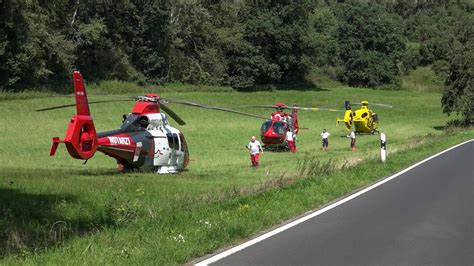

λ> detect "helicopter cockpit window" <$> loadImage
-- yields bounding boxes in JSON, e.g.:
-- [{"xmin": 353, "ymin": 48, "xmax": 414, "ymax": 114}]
[
  {"xmin": 361, "ymin": 112, "xmax": 368, "ymax": 118},
  {"xmin": 166, "ymin": 133, "xmax": 174, "ymax": 149},
  {"xmin": 166, "ymin": 133, "xmax": 180, "ymax": 150},
  {"xmin": 273, "ymin": 121, "xmax": 286, "ymax": 135},
  {"xmin": 261, "ymin": 121, "xmax": 272, "ymax": 134}
]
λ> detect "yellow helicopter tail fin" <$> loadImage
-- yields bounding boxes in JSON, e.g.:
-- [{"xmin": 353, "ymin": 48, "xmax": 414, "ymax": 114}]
[{"xmin": 336, "ymin": 110, "xmax": 352, "ymax": 131}]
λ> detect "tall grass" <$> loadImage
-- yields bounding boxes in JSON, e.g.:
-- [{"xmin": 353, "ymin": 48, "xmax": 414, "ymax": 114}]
[{"xmin": 401, "ymin": 66, "xmax": 443, "ymax": 93}]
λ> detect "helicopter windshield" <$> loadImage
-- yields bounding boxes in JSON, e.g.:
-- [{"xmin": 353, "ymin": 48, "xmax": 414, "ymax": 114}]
[
  {"xmin": 261, "ymin": 120, "xmax": 272, "ymax": 134},
  {"xmin": 273, "ymin": 121, "xmax": 286, "ymax": 135}
]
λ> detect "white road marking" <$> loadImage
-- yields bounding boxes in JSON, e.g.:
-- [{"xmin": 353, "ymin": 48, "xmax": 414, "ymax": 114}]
[{"xmin": 195, "ymin": 139, "xmax": 473, "ymax": 266}]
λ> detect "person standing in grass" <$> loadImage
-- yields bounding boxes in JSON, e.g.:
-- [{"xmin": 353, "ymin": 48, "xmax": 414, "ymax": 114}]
[
  {"xmin": 349, "ymin": 131, "xmax": 356, "ymax": 151},
  {"xmin": 286, "ymin": 128, "xmax": 296, "ymax": 153},
  {"xmin": 246, "ymin": 136, "xmax": 264, "ymax": 167},
  {"xmin": 320, "ymin": 129, "xmax": 330, "ymax": 151}
]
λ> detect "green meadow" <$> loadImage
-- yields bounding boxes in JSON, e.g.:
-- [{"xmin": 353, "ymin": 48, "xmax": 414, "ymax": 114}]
[{"xmin": 1, "ymin": 86, "xmax": 472, "ymax": 264}]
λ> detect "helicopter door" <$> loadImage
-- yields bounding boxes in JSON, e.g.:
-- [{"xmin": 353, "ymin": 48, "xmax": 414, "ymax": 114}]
[
  {"xmin": 172, "ymin": 133, "xmax": 184, "ymax": 167},
  {"xmin": 166, "ymin": 133, "xmax": 182, "ymax": 167},
  {"xmin": 174, "ymin": 133, "xmax": 185, "ymax": 168}
]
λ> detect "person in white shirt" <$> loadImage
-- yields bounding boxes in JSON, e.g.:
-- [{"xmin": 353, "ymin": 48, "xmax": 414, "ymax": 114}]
[
  {"xmin": 286, "ymin": 128, "xmax": 296, "ymax": 153},
  {"xmin": 350, "ymin": 131, "xmax": 356, "ymax": 151},
  {"xmin": 321, "ymin": 129, "xmax": 330, "ymax": 151},
  {"xmin": 246, "ymin": 136, "xmax": 264, "ymax": 167}
]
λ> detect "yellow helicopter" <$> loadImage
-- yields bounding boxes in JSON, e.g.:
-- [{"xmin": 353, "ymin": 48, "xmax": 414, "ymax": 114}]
[{"xmin": 336, "ymin": 100, "xmax": 392, "ymax": 134}]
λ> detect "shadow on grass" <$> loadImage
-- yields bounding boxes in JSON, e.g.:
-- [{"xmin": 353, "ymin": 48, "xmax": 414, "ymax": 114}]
[
  {"xmin": 263, "ymin": 148, "xmax": 292, "ymax": 153},
  {"xmin": 236, "ymin": 80, "xmax": 330, "ymax": 92},
  {"xmin": 2, "ymin": 167, "xmax": 124, "ymax": 178},
  {"xmin": 0, "ymin": 167, "xmax": 134, "ymax": 258},
  {"xmin": 0, "ymin": 187, "xmax": 115, "ymax": 258},
  {"xmin": 433, "ymin": 126, "xmax": 446, "ymax": 131}
]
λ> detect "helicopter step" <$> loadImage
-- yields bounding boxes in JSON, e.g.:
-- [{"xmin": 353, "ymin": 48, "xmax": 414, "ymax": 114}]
[{"xmin": 155, "ymin": 166, "xmax": 180, "ymax": 174}]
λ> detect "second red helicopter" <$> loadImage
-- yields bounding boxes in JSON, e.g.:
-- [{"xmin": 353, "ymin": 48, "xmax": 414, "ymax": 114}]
[{"xmin": 239, "ymin": 103, "xmax": 338, "ymax": 150}]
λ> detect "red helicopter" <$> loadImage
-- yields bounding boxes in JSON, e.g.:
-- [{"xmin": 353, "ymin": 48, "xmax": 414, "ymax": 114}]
[
  {"xmin": 239, "ymin": 103, "xmax": 339, "ymax": 150},
  {"xmin": 37, "ymin": 71, "xmax": 266, "ymax": 173},
  {"xmin": 261, "ymin": 103, "xmax": 299, "ymax": 149}
]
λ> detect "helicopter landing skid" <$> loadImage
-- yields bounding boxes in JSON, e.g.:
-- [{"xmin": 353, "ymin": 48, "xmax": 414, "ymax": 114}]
[
  {"xmin": 155, "ymin": 166, "xmax": 179, "ymax": 174},
  {"xmin": 353, "ymin": 131, "xmax": 379, "ymax": 136},
  {"xmin": 263, "ymin": 144, "xmax": 290, "ymax": 152}
]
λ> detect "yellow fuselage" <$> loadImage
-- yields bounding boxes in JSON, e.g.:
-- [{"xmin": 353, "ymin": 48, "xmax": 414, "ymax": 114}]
[{"xmin": 338, "ymin": 106, "xmax": 378, "ymax": 133}]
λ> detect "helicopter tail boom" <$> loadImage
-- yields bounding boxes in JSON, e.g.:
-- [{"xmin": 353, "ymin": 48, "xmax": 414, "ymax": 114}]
[{"xmin": 336, "ymin": 110, "xmax": 353, "ymax": 131}]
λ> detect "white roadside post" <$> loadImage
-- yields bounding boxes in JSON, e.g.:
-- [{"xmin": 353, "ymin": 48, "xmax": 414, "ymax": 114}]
[{"xmin": 380, "ymin": 133, "xmax": 386, "ymax": 163}]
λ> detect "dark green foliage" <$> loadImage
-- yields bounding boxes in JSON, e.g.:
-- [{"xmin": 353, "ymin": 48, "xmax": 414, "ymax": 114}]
[
  {"xmin": 306, "ymin": 7, "xmax": 340, "ymax": 68},
  {"xmin": 335, "ymin": 3, "xmax": 405, "ymax": 87},
  {"xmin": 0, "ymin": 0, "xmax": 472, "ymax": 93},
  {"xmin": 167, "ymin": 2, "xmax": 226, "ymax": 84},
  {"xmin": 402, "ymin": 4, "xmax": 472, "ymax": 66},
  {"xmin": 400, "ymin": 42, "xmax": 422, "ymax": 74},
  {"xmin": 73, "ymin": 0, "xmax": 169, "ymax": 83},
  {"xmin": 343, "ymin": 50, "xmax": 401, "ymax": 87},
  {"xmin": 0, "ymin": 1, "xmax": 74, "ymax": 90},
  {"xmin": 441, "ymin": 42, "xmax": 474, "ymax": 124},
  {"xmin": 74, "ymin": 18, "xmax": 142, "ymax": 82}
]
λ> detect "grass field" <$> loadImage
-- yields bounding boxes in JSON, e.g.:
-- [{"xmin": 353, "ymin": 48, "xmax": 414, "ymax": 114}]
[{"xmin": 0, "ymin": 85, "xmax": 472, "ymax": 264}]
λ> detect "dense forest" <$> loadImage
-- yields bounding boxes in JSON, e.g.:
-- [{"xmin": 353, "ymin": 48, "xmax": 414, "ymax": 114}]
[{"xmin": 1, "ymin": 0, "xmax": 472, "ymax": 122}]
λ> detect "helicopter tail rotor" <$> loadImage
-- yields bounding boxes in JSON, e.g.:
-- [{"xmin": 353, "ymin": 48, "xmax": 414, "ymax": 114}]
[
  {"xmin": 336, "ymin": 103, "xmax": 354, "ymax": 131},
  {"xmin": 50, "ymin": 71, "xmax": 98, "ymax": 160}
]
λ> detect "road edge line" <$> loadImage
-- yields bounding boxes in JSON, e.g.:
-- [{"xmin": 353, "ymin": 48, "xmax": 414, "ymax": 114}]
[{"xmin": 195, "ymin": 139, "xmax": 473, "ymax": 266}]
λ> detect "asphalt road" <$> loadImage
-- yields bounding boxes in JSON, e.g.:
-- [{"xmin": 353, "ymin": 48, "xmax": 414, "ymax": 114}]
[{"xmin": 208, "ymin": 140, "xmax": 474, "ymax": 266}]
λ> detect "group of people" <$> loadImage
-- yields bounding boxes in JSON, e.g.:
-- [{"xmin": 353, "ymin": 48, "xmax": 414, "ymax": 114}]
[
  {"xmin": 246, "ymin": 128, "xmax": 356, "ymax": 167},
  {"xmin": 320, "ymin": 129, "xmax": 356, "ymax": 152}
]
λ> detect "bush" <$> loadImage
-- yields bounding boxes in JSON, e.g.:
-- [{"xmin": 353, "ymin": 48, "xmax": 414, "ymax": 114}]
[
  {"xmin": 401, "ymin": 42, "xmax": 422, "ymax": 74},
  {"xmin": 441, "ymin": 43, "xmax": 474, "ymax": 125},
  {"xmin": 341, "ymin": 50, "xmax": 401, "ymax": 88},
  {"xmin": 432, "ymin": 59, "xmax": 450, "ymax": 81},
  {"xmin": 335, "ymin": 3, "xmax": 405, "ymax": 88}
]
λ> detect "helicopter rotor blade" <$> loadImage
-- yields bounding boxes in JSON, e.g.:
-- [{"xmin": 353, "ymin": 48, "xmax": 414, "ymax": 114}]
[
  {"xmin": 237, "ymin": 105, "xmax": 289, "ymax": 109},
  {"xmin": 293, "ymin": 107, "xmax": 340, "ymax": 112},
  {"xmin": 237, "ymin": 105, "xmax": 340, "ymax": 112},
  {"xmin": 36, "ymin": 95, "xmax": 266, "ymax": 121},
  {"xmin": 49, "ymin": 94, "xmax": 136, "ymax": 98},
  {"xmin": 320, "ymin": 102, "xmax": 394, "ymax": 109},
  {"xmin": 163, "ymin": 99, "xmax": 268, "ymax": 119},
  {"xmin": 159, "ymin": 103, "xmax": 186, "ymax": 125},
  {"xmin": 351, "ymin": 102, "xmax": 394, "ymax": 108},
  {"xmin": 35, "ymin": 99, "xmax": 133, "ymax": 112}
]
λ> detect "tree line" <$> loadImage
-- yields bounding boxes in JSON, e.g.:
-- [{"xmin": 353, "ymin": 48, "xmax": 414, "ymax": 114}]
[{"xmin": 1, "ymin": 0, "xmax": 472, "ymax": 122}]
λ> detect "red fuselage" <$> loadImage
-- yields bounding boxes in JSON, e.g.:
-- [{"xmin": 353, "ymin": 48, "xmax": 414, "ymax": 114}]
[
  {"xmin": 259, "ymin": 105, "xmax": 299, "ymax": 147},
  {"xmin": 260, "ymin": 119, "xmax": 288, "ymax": 146}
]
